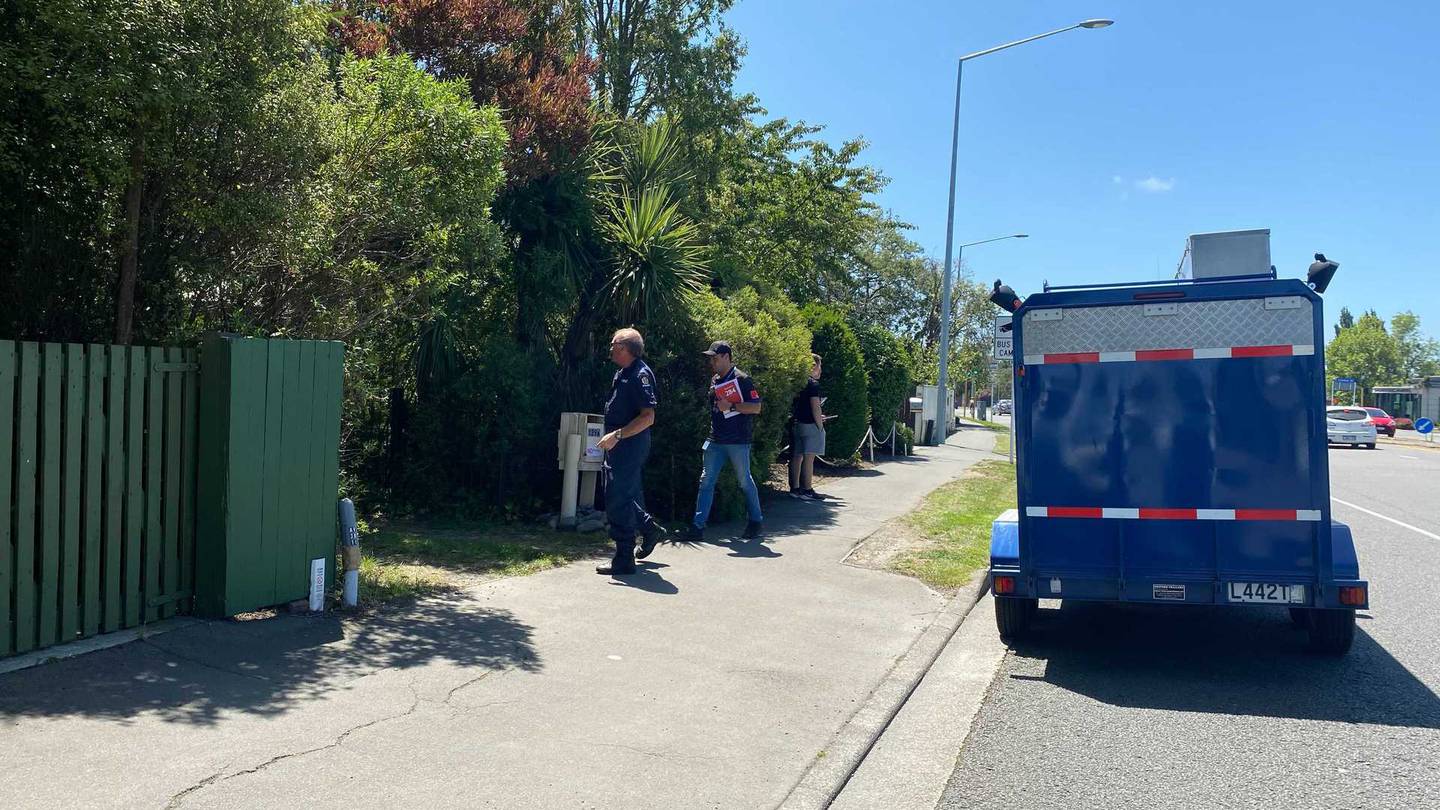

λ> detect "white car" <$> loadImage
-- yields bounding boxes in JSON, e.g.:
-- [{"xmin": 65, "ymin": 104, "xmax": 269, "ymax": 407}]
[{"xmin": 1326, "ymin": 406, "xmax": 1377, "ymax": 449}]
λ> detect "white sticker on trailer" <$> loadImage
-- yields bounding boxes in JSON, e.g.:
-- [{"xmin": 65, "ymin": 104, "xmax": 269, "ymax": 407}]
[{"xmin": 1152, "ymin": 583, "xmax": 1186, "ymax": 601}]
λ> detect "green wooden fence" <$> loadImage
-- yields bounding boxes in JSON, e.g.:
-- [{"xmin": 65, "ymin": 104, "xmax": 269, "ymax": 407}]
[
  {"xmin": 1, "ymin": 341, "xmax": 197, "ymax": 657},
  {"xmin": 195, "ymin": 336, "xmax": 345, "ymax": 618}
]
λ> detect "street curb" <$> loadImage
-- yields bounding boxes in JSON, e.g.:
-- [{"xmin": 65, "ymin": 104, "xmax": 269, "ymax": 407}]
[
  {"xmin": 776, "ymin": 569, "xmax": 990, "ymax": 810},
  {"xmin": 0, "ymin": 617, "xmax": 200, "ymax": 677}
]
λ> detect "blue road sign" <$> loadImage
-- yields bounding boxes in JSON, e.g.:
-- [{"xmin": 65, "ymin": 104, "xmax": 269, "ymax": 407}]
[{"xmin": 1417, "ymin": 418, "xmax": 1434, "ymax": 435}]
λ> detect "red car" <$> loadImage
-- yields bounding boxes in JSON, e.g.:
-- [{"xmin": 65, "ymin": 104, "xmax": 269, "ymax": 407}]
[{"xmin": 1365, "ymin": 408, "xmax": 1397, "ymax": 436}]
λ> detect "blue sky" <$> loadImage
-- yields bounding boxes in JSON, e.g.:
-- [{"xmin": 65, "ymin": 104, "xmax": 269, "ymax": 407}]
[{"xmin": 726, "ymin": 0, "xmax": 1440, "ymax": 339}]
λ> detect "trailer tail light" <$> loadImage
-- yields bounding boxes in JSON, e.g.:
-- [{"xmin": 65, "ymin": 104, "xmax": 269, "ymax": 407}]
[
  {"xmin": 1339, "ymin": 585, "xmax": 1366, "ymax": 606},
  {"xmin": 994, "ymin": 576, "xmax": 1015, "ymax": 595}
]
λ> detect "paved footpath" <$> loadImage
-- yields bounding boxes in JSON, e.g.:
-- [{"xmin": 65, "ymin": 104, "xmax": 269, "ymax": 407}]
[{"xmin": 1, "ymin": 429, "xmax": 994, "ymax": 810}]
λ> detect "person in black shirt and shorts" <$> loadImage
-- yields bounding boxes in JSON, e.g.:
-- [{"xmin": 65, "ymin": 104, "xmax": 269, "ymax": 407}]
[{"xmin": 790, "ymin": 353, "xmax": 828, "ymax": 499}]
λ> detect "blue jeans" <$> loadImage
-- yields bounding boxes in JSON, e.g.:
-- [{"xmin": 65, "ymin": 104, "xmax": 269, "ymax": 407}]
[{"xmin": 692, "ymin": 442, "xmax": 763, "ymax": 529}]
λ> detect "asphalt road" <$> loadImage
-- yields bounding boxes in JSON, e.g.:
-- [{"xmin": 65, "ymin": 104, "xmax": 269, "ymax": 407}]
[{"xmin": 940, "ymin": 441, "xmax": 1440, "ymax": 810}]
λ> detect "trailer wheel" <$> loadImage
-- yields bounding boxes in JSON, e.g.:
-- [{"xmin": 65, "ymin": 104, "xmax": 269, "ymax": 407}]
[
  {"xmin": 1307, "ymin": 609, "xmax": 1356, "ymax": 655},
  {"xmin": 995, "ymin": 596, "xmax": 1038, "ymax": 641},
  {"xmin": 1365, "ymin": 443, "xmax": 1376, "ymax": 449},
  {"xmin": 1288, "ymin": 607, "xmax": 1310, "ymax": 628}
]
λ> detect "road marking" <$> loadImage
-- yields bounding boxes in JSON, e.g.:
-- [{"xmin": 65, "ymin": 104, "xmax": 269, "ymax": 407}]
[
  {"xmin": 1399, "ymin": 455, "xmax": 1421, "ymax": 460},
  {"xmin": 1332, "ymin": 497, "xmax": 1440, "ymax": 541}
]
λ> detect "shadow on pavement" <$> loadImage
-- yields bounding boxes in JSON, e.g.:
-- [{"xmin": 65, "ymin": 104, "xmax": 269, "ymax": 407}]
[
  {"xmin": 0, "ymin": 597, "xmax": 539, "ymax": 727},
  {"xmin": 1010, "ymin": 601, "xmax": 1440, "ymax": 729},
  {"xmin": 608, "ymin": 561, "xmax": 679, "ymax": 594},
  {"xmin": 725, "ymin": 538, "xmax": 782, "ymax": 559}
]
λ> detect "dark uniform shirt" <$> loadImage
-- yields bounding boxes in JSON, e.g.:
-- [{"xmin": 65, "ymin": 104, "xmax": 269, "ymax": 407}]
[
  {"xmin": 605, "ymin": 358, "xmax": 658, "ymax": 432},
  {"xmin": 709, "ymin": 367, "xmax": 761, "ymax": 444},
  {"xmin": 792, "ymin": 378, "xmax": 822, "ymax": 423}
]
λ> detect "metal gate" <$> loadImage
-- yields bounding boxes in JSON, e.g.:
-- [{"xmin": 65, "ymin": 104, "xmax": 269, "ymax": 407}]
[{"xmin": 1, "ymin": 341, "xmax": 197, "ymax": 656}]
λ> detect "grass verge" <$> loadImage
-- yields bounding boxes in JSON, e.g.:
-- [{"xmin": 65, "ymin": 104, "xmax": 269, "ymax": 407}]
[
  {"xmin": 992, "ymin": 432, "xmax": 1011, "ymax": 456},
  {"xmin": 960, "ymin": 417, "xmax": 1008, "ymax": 431},
  {"xmin": 349, "ymin": 521, "xmax": 611, "ymax": 609},
  {"xmin": 889, "ymin": 460, "xmax": 1016, "ymax": 591}
]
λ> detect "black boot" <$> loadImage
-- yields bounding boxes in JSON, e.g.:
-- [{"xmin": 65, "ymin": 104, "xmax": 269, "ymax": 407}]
[
  {"xmin": 637, "ymin": 523, "xmax": 668, "ymax": 559},
  {"xmin": 742, "ymin": 521, "xmax": 763, "ymax": 540}
]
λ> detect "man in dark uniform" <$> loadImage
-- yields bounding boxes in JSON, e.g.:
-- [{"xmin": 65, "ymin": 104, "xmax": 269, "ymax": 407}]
[
  {"xmin": 679, "ymin": 341, "xmax": 764, "ymax": 541},
  {"xmin": 596, "ymin": 328, "xmax": 665, "ymax": 576}
]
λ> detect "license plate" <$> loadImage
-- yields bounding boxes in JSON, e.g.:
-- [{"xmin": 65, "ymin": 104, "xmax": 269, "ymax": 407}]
[{"xmin": 1227, "ymin": 582, "xmax": 1306, "ymax": 604}]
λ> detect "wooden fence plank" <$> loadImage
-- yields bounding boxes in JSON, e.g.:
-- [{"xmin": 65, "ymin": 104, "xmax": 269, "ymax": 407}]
[
  {"xmin": 228, "ymin": 340, "xmax": 268, "ymax": 611},
  {"xmin": 0, "ymin": 342, "xmax": 15, "ymax": 656},
  {"xmin": 103, "ymin": 348, "xmax": 125, "ymax": 632},
  {"xmin": 39, "ymin": 343, "xmax": 63, "ymax": 647},
  {"xmin": 278, "ymin": 341, "xmax": 310, "ymax": 602},
  {"xmin": 15, "ymin": 343, "xmax": 40, "ymax": 653},
  {"xmin": 144, "ymin": 348, "xmax": 164, "ymax": 622},
  {"xmin": 258, "ymin": 340, "xmax": 286, "ymax": 609},
  {"xmin": 161, "ymin": 348, "xmax": 183, "ymax": 619},
  {"xmin": 178, "ymin": 349, "xmax": 198, "ymax": 612},
  {"xmin": 61, "ymin": 344, "xmax": 84, "ymax": 641},
  {"xmin": 305, "ymin": 343, "xmax": 329, "ymax": 587},
  {"xmin": 312, "ymin": 343, "xmax": 344, "ymax": 587},
  {"xmin": 124, "ymin": 348, "xmax": 145, "ymax": 628},
  {"xmin": 83, "ymin": 345, "xmax": 105, "ymax": 637}
]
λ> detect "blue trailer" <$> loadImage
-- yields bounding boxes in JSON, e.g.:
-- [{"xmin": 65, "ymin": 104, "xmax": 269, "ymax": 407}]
[{"xmin": 988, "ymin": 271, "xmax": 1369, "ymax": 654}]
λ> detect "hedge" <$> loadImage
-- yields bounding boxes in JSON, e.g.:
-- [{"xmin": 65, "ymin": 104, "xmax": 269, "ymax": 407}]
[{"xmin": 804, "ymin": 304, "xmax": 869, "ymax": 463}]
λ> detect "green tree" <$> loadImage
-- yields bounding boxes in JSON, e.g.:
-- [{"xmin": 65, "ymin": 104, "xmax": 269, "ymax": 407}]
[
  {"xmin": 804, "ymin": 305, "xmax": 869, "ymax": 462},
  {"xmin": 578, "ymin": 0, "xmax": 741, "ymax": 123},
  {"xmin": 1327, "ymin": 312, "xmax": 1401, "ymax": 403},
  {"xmin": 1334, "ymin": 306, "xmax": 1355, "ymax": 337},
  {"xmin": 701, "ymin": 119, "xmax": 887, "ymax": 301},
  {"xmin": 1390, "ymin": 311, "xmax": 1440, "ymax": 379},
  {"xmin": 0, "ymin": 0, "xmax": 328, "ymax": 343}
]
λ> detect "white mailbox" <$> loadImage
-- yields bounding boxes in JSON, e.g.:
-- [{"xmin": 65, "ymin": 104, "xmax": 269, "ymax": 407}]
[
  {"xmin": 557, "ymin": 412, "xmax": 606, "ymax": 472},
  {"xmin": 557, "ymin": 412, "xmax": 605, "ymax": 527}
]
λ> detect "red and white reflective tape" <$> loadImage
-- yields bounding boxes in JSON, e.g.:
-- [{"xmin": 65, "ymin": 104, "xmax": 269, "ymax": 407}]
[
  {"xmin": 1022, "ymin": 344, "xmax": 1314, "ymax": 366},
  {"xmin": 1025, "ymin": 506, "xmax": 1321, "ymax": 522}
]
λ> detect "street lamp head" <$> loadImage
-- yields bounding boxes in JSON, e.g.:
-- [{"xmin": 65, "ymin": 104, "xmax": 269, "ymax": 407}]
[
  {"xmin": 1014, "ymin": 234, "xmax": 1029, "ymax": 239},
  {"xmin": 1078, "ymin": 19, "xmax": 1114, "ymax": 28}
]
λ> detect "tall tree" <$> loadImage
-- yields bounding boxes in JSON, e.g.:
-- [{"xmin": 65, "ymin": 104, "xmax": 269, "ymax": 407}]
[
  {"xmin": 1334, "ymin": 306, "xmax": 1355, "ymax": 337},
  {"xmin": 1327, "ymin": 312, "xmax": 1402, "ymax": 402},
  {"xmin": 577, "ymin": 0, "xmax": 740, "ymax": 122},
  {"xmin": 1390, "ymin": 311, "xmax": 1440, "ymax": 379},
  {"xmin": 337, "ymin": 0, "xmax": 596, "ymax": 183}
]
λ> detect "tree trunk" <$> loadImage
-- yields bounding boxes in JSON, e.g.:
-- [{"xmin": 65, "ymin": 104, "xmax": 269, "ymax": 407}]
[{"xmin": 114, "ymin": 128, "xmax": 145, "ymax": 345}]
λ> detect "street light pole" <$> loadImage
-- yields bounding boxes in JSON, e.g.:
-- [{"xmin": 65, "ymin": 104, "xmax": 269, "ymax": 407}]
[
  {"xmin": 934, "ymin": 19, "xmax": 1113, "ymax": 443},
  {"xmin": 937, "ymin": 232, "xmax": 1026, "ymax": 435}
]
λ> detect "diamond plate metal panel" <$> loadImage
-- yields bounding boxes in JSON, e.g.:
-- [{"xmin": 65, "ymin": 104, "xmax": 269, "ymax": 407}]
[{"xmin": 1021, "ymin": 297, "xmax": 1314, "ymax": 356}]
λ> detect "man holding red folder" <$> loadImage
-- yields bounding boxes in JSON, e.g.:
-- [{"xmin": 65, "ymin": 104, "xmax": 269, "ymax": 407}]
[{"xmin": 679, "ymin": 341, "xmax": 764, "ymax": 540}]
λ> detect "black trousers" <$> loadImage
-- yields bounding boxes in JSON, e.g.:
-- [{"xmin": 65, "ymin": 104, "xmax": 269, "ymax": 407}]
[{"xmin": 604, "ymin": 431, "xmax": 652, "ymax": 570}]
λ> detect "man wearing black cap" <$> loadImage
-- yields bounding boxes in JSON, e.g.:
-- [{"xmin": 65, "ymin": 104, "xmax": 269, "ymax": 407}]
[{"xmin": 680, "ymin": 341, "xmax": 765, "ymax": 540}]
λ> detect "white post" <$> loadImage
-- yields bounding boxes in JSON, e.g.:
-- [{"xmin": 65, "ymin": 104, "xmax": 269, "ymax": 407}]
[
  {"xmin": 1009, "ymin": 407, "xmax": 1015, "ymax": 465},
  {"xmin": 560, "ymin": 433, "xmax": 582, "ymax": 528}
]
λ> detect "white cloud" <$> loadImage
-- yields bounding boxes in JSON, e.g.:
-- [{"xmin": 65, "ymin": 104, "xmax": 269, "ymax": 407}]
[
  {"xmin": 1135, "ymin": 175, "xmax": 1176, "ymax": 193},
  {"xmin": 1112, "ymin": 175, "xmax": 1124, "ymax": 185}
]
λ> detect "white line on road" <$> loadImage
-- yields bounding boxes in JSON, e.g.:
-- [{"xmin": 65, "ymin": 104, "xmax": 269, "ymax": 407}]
[{"xmin": 1332, "ymin": 497, "xmax": 1440, "ymax": 541}]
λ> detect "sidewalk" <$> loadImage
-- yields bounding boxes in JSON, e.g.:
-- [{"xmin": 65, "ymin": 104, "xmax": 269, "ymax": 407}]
[
  {"xmin": 1, "ymin": 430, "xmax": 993, "ymax": 810},
  {"xmin": 1381, "ymin": 430, "xmax": 1439, "ymax": 450}
]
